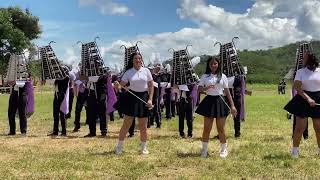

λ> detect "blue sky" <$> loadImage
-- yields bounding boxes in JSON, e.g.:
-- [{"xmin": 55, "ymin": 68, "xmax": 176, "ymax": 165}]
[{"xmin": 1, "ymin": 0, "xmax": 317, "ymax": 69}]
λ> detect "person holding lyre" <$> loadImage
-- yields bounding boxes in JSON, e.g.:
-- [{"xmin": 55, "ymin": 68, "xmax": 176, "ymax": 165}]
[
  {"xmin": 195, "ymin": 56, "xmax": 237, "ymax": 158},
  {"xmin": 115, "ymin": 52, "xmax": 154, "ymax": 155},
  {"xmin": 47, "ymin": 66, "xmax": 70, "ymax": 136},
  {"xmin": 284, "ymin": 53, "xmax": 320, "ymax": 158}
]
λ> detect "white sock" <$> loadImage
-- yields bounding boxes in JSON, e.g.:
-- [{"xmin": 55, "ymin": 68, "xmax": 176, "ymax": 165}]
[
  {"xmin": 117, "ymin": 140, "xmax": 124, "ymax": 148},
  {"xmin": 141, "ymin": 141, "xmax": 147, "ymax": 150},
  {"xmin": 292, "ymin": 147, "xmax": 298, "ymax": 152},
  {"xmin": 202, "ymin": 142, "xmax": 208, "ymax": 151},
  {"xmin": 221, "ymin": 143, "xmax": 227, "ymax": 150}
]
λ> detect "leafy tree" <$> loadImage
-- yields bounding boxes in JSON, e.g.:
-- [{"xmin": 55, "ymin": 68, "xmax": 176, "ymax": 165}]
[{"xmin": 0, "ymin": 7, "xmax": 41, "ymax": 86}]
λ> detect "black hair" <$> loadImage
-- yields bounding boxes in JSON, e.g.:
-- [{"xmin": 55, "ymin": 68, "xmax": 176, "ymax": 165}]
[
  {"xmin": 125, "ymin": 52, "xmax": 142, "ymax": 71},
  {"xmin": 204, "ymin": 56, "xmax": 222, "ymax": 83},
  {"xmin": 304, "ymin": 53, "xmax": 319, "ymax": 71}
]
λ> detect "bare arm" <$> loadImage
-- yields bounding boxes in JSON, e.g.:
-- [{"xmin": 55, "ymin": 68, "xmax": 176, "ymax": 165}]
[
  {"xmin": 224, "ymin": 88, "xmax": 237, "ymax": 117},
  {"xmin": 224, "ymin": 88, "xmax": 235, "ymax": 108},
  {"xmin": 294, "ymin": 80, "xmax": 315, "ymax": 106}
]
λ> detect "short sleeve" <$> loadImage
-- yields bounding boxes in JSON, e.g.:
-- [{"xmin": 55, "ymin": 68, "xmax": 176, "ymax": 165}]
[
  {"xmin": 199, "ymin": 74, "xmax": 206, "ymax": 86},
  {"xmin": 121, "ymin": 70, "xmax": 130, "ymax": 83},
  {"xmin": 222, "ymin": 74, "xmax": 228, "ymax": 88},
  {"xmin": 146, "ymin": 68, "xmax": 153, "ymax": 82},
  {"xmin": 294, "ymin": 69, "xmax": 303, "ymax": 82}
]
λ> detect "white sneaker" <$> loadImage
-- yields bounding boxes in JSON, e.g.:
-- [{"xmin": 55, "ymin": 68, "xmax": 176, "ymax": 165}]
[
  {"xmin": 291, "ymin": 149, "xmax": 299, "ymax": 158},
  {"xmin": 201, "ymin": 148, "xmax": 208, "ymax": 158},
  {"xmin": 115, "ymin": 146, "xmax": 123, "ymax": 155},
  {"xmin": 220, "ymin": 148, "xmax": 228, "ymax": 158},
  {"xmin": 141, "ymin": 148, "xmax": 149, "ymax": 155}
]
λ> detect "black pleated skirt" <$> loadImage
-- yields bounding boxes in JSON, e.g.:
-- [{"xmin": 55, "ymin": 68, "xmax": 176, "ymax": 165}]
[
  {"xmin": 120, "ymin": 90, "xmax": 150, "ymax": 118},
  {"xmin": 284, "ymin": 91, "xmax": 320, "ymax": 118},
  {"xmin": 195, "ymin": 95, "xmax": 230, "ymax": 118}
]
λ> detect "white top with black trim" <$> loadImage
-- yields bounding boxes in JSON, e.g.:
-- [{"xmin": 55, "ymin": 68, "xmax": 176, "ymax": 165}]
[
  {"xmin": 199, "ymin": 73, "xmax": 228, "ymax": 96},
  {"xmin": 122, "ymin": 67, "xmax": 153, "ymax": 92},
  {"xmin": 295, "ymin": 67, "xmax": 320, "ymax": 92}
]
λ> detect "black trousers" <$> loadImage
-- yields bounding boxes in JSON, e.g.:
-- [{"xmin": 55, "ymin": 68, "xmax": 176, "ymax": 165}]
[
  {"xmin": 165, "ymin": 92, "xmax": 171, "ymax": 118},
  {"xmin": 66, "ymin": 88, "xmax": 74, "ymax": 118},
  {"xmin": 8, "ymin": 87, "xmax": 27, "ymax": 134},
  {"xmin": 233, "ymin": 95, "xmax": 241, "ymax": 137},
  {"xmin": 74, "ymin": 90, "xmax": 88, "ymax": 129},
  {"xmin": 178, "ymin": 98, "xmax": 193, "ymax": 137},
  {"xmin": 149, "ymin": 97, "xmax": 161, "ymax": 127},
  {"xmin": 87, "ymin": 90, "xmax": 107, "ymax": 135},
  {"xmin": 292, "ymin": 116, "xmax": 308, "ymax": 139},
  {"xmin": 53, "ymin": 92, "xmax": 66, "ymax": 134},
  {"xmin": 171, "ymin": 100, "xmax": 176, "ymax": 117}
]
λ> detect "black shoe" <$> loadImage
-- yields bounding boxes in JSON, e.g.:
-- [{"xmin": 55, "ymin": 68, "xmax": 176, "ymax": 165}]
[
  {"xmin": 65, "ymin": 114, "xmax": 71, "ymax": 119},
  {"xmin": 304, "ymin": 136, "xmax": 309, "ymax": 140},
  {"xmin": 101, "ymin": 133, "xmax": 107, "ymax": 137},
  {"xmin": 47, "ymin": 132, "xmax": 58, "ymax": 136},
  {"xmin": 214, "ymin": 135, "xmax": 219, "ymax": 140},
  {"xmin": 180, "ymin": 133, "xmax": 185, "ymax": 138},
  {"xmin": 128, "ymin": 134, "xmax": 134, "ymax": 138},
  {"xmin": 7, "ymin": 132, "xmax": 15, "ymax": 136},
  {"xmin": 72, "ymin": 128, "xmax": 80, "ymax": 132},
  {"xmin": 84, "ymin": 133, "xmax": 96, "ymax": 138}
]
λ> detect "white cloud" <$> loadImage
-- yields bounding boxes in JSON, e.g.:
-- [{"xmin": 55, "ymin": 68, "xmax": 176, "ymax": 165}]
[
  {"xmin": 78, "ymin": 0, "xmax": 134, "ymax": 16},
  {"xmin": 57, "ymin": 0, "xmax": 320, "ymax": 69}
]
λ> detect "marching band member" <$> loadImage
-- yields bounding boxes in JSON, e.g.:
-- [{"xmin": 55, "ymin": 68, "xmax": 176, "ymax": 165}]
[
  {"xmin": 84, "ymin": 70, "xmax": 114, "ymax": 137},
  {"xmin": 284, "ymin": 53, "xmax": 320, "ymax": 158},
  {"xmin": 178, "ymin": 84, "xmax": 194, "ymax": 138},
  {"xmin": 115, "ymin": 52, "xmax": 154, "ymax": 155},
  {"xmin": 72, "ymin": 71, "xmax": 89, "ymax": 132},
  {"xmin": 7, "ymin": 74, "xmax": 33, "ymax": 136},
  {"xmin": 150, "ymin": 63, "xmax": 162, "ymax": 128},
  {"xmin": 48, "ymin": 67, "xmax": 70, "ymax": 136},
  {"xmin": 196, "ymin": 57, "xmax": 237, "ymax": 158},
  {"xmin": 66, "ymin": 67, "xmax": 76, "ymax": 119}
]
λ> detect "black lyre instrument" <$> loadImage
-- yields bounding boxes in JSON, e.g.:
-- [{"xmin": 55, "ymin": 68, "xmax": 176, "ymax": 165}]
[
  {"xmin": 169, "ymin": 45, "xmax": 196, "ymax": 86},
  {"xmin": 79, "ymin": 38, "xmax": 106, "ymax": 80},
  {"xmin": 6, "ymin": 53, "xmax": 29, "ymax": 85},
  {"xmin": 215, "ymin": 37, "xmax": 244, "ymax": 78},
  {"xmin": 40, "ymin": 41, "xmax": 68, "ymax": 80},
  {"xmin": 293, "ymin": 42, "xmax": 313, "ymax": 79}
]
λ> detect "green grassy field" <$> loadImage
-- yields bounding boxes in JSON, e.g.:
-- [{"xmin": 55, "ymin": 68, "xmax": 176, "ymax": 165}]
[{"xmin": 0, "ymin": 84, "xmax": 319, "ymax": 179}]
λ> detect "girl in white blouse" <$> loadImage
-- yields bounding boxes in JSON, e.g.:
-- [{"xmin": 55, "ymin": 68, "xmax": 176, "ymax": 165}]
[
  {"xmin": 195, "ymin": 56, "xmax": 237, "ymax": 158},
  {"xmin": 115, "ymin": 52, "xmax": 154, "ymax": 155},
  {"xmin": 284, "ymin": 53, "xmax": 320, "ymax": 158}
]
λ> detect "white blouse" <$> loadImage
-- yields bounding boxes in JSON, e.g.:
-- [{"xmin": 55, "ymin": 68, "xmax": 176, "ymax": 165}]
[
  {"xmin": 199, "ymin": 73, "xmax": 228, "ymax": 96},
  {"xmin": 121, "ymin": 67, "xmax": 153, "ymax": 92},
  {"xmin": 295, "ymin": 67, "xmax": 320, "ymax": 92}
]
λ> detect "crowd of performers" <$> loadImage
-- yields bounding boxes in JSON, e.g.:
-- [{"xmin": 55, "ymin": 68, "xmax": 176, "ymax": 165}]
[
  {"xmin": 9, "ymin": 51, "xmax": 320, "ymax": 159},
  {"xmin": 5, "ymin": 52, "xmax": 248, "ymax": 158}
]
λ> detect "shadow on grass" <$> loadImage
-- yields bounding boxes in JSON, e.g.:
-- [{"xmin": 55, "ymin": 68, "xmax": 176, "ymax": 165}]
[
  {"xmin": 90, "ymin": 150, "xmax": 115, "ymax": 156},
  {"xmin": 263, "ymin": 153, "xmax": 291, "ymax": 160},
  {"xmin": 177, "ymin": 152, "xmax": 200, "ymax": 158},
  {"xmin": 262, "ymin": 136, "xmax": 286, "ymax": 142}
]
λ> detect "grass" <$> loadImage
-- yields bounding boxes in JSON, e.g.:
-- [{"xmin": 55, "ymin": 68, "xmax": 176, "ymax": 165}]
[{"xmin": 0, "ymin": 84, "xmax": 319, "ymax": 179}]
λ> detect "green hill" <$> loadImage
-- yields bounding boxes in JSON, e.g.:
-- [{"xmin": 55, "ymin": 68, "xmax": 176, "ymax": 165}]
[{"xmin": 192, "ymin": 41, "xmax": 320, "ymax": 84}]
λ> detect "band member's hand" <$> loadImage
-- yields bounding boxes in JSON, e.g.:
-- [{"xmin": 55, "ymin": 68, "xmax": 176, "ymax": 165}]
[
  {"xmin": 206, "ymin": 85, "xmax": 215, "ymax": 90},
  {"xmin": 146, "ymin": 99, "xmax": 153, "ymax": 109},
  {"xmin": 122, "ymin": 86, "xmax": 128, "ymax": 91},
  {"xmin": 231, "ymin": 106, "xmax": 237, "ymax": 117},
  {"xmin": 307, "ymin": 98, "xmax": 316, "ymax": 107}
]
